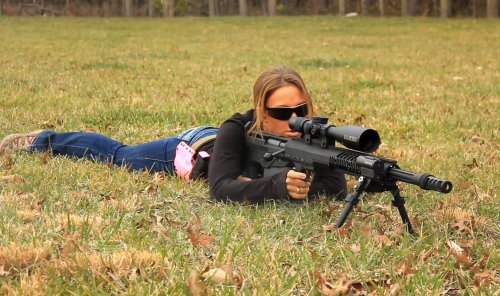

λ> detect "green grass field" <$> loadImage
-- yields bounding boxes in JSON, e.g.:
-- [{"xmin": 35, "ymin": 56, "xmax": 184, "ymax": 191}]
[{"xmin": 0, "ymin": 16, "xmax": 499, "ymax": 294}]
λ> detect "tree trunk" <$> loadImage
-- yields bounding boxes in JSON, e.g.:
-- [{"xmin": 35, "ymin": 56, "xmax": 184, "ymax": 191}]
[
  {"xmin": 322, "ymin": 0, "xmax": 330, "ymax": 13},
  {"xmin": 268, "ymin": 0, "xmax": 276, "ymax": 15},
  {"xmin": 401, "ymin": 0, "xmax": 408, "ymax": 16},
  {"xmin": 163, "ymin": 0, "xmax": 175, "ymax": 17},
  {"xmin": 208, "ymin": 0, "xmax": 215, "ymax": 16},
  {"xmin": 440, "ymin": 0, "xmax": 450, "ymax": 17},
  {"xmin": 421, "ymin": 0, "xmax": 429, "ymax": 16},
  {"xmin": 98, "ymin": 0, "xmax": 104, "ymax": 17},
  {"xmin": 65, "ymin": 0, "xmax": 70, "ymax": 15},
  {"xmin": 0, "ymin": 0, "xmax": 3, "ymax": 16},
  {"xmin": 338, "ymin": 0, "xmax": 345, "ymax": 15},
  {"xmin": 148, "ymin": 0, "xmax": 154, "ymax": 17},
  {"xmin": 379, "ymin": 0, "xmax": 384, "ymax": 16},
  {"xmin": 409, "ymin": 0, "xmax": 418, "ymax": 15},
  {"xmin": 472, "ymin": 0, "xmax": 477, "ymax": 17},
  {"xmin": 125, "ymin": 0, "xmax": 132, "ymax": 17},
  {"xmin": 239, "ymin": 0, "xmax": 247, "ymax": 16},
  {"xmin": 110, "ymin": 0, "xmax": 118, "ymax": 16},
  {"xmin": 361, "ymin": 0, "xmax": 368, "ymax": 15},
  {"xmin": 487, "ymin": 0, "xmax": 499, "ymax": 17},
  {"xmin": 260, "ymin": 0, "xmax": 267, "ymax": 15}
]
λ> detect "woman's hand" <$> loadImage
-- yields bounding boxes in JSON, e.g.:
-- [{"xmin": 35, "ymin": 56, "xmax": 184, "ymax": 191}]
[{"xmin": 286, "ymin": 170, "xmax": 311, "ymax": 199}]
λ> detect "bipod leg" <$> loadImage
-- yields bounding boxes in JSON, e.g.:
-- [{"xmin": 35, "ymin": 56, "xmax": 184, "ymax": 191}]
[
  {"xmin": 335, "ymin": 176, "xmax": 370, "ymax": 229},
  {"xmin": 390, "ymin": 187, "xmax": 414, "ymax": 235}
]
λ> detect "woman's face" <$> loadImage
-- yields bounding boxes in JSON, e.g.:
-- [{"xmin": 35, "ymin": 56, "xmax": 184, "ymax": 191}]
[{"xmin": 263, "ymin": 84, "xmax": 307, "ymax": 138}]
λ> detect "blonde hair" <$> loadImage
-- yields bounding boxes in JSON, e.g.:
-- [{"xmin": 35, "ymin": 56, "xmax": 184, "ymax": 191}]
[{"xmin": 248, "ymin": 65, "xmax": 314, "ymax": 134}]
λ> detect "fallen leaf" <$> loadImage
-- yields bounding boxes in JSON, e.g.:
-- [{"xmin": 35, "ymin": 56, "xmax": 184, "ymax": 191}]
[
  {"xmin": 349, "ymin": 244, "xmax": 361, "ymax": 254},
  {"xmin": 0, "ymin": 175, "xmax": 24, "ymax": 182},
  {"xmin": 477, "ymin": 251, "xmax": 489, "ymax": 269},
  {"xmin": 395, "ymin": 259, "xmax": 417, "ymax": 276},
  {"xmin": 187, "ymin": 225, "xmax": 214, "ymax": 247},
  {"xmin": 321, "ymin": 204, "xmax": 340, "ymax": 217},
  {"xmin": 473, "ymin": 270, "xmax": 495, "ymax": 287},
  {"xmin": 315, "ymin": 271, "xmax": 350, "ymax": 296},
  {"xmin": 458, "ymin": 182, "xmax": 472, "ymax": 190},
  {"xmin": 143, "ymin": 184, "xmax": 157, "ymax": 194},
  {"xmin": 322, "ymin": 223, "xmax": 336, "ymax": 231},
  {"xmin": 446, "ymin": 240, "xmax": 473, "ymax": 269},
  {"xmin": 39, "ymin": 150, "xmax": 50, "ymax": 164},
  {"xmin": 1, "ymin": 155, "xmax": 15, "ymax": 170},
  {"xmin": 374, "ymin": 234, "xmax": 393, "ymax": 247},
  {"xmin": 187, "ymin": 269, "xmax": 206, "ymax": 296},
  {"xmin": 354, "ymin": 114, "xmax": 365, "ymax": 124},
  {"xmin": 360, "ymin": 223, "xmax": 372, "ymax": 236},
  {"xmin": 337, "ymin": 220, "xmax": 352, "ymax": 238},
  {"xmin": 465, "ymin": 158, "xmax": 479, "ymax": 169},
  {"xmin": 202, "ymin": 268, "xmax": 230, "ymax": 285}
]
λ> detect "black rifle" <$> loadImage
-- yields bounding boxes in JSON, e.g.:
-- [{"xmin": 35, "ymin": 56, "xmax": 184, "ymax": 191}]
[{"xmin": 244, "ymin": 116, "xmax": 453, "ymax": 234}]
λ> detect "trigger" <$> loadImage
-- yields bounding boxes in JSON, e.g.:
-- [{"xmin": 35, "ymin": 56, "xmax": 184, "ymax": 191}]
[{"xmin": 305, "ymin": 169, "xmax": 315, "ymax": 183}]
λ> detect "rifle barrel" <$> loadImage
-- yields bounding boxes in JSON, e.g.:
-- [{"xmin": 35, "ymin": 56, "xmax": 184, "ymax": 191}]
[{"xmin": 388, "ymin": 167, "xmax": 453, "ymax": 193}]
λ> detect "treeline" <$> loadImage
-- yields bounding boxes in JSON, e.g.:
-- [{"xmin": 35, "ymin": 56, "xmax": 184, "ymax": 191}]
[{"xmin": 1, "ymin": 0, "xmax": 498, "ymax": 17}]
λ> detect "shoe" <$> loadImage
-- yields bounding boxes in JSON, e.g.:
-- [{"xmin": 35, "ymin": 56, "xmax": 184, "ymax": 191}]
[{"xmin": 0, "ymin": 130, "xmax": 44, "ymax": 155}]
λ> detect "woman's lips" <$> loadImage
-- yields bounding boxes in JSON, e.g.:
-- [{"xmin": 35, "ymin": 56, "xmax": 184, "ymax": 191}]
[{"xmin": 284, "ymin": 131, "xmax": 301, "ymax": 138}]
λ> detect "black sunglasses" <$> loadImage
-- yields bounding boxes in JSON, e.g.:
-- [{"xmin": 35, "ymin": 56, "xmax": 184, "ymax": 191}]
[
  {"xmin": 265, "ymin": 103, "xmax": 309, "ymax": 120},
  {"xmin": 266, "ymin": 103, "xmax": 308, "ymax": 120}
]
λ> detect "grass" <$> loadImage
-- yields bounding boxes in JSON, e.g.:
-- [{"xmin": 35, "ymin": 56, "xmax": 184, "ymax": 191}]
[{"xmin": 0, "ymin": 16, "xmax": 499, "ymax": 294}]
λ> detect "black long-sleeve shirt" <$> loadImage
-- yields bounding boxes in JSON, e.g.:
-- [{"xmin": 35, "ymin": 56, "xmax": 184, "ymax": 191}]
[{"xmin": 208, "ymin": 110, "xmax": 347, "ymax": 203}]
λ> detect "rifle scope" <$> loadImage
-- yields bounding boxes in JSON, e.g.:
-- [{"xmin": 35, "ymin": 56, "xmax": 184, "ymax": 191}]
[{"xmin": 289, "ymin": 116, "xmax": 381, "ymax": 153}]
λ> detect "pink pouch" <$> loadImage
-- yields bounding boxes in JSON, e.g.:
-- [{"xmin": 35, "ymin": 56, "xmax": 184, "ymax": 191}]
[{"xmin": 174, "ymin": 141, "xmax": 196, "ymax": 181}]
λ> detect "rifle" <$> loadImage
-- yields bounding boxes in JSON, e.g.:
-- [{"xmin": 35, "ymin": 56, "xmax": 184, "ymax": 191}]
[{"xmin": 244, "ymin": 116, "xmax": 453, "ymax": 234}]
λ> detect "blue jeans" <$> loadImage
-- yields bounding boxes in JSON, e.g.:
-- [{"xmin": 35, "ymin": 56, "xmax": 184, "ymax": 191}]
[{"xmin": 28, "ymin": 126, "xmax": 218, "ymax": 174}]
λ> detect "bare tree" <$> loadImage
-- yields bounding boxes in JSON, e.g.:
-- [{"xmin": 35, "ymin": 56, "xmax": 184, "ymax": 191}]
[
  {"xmin": 401, "ymin": 0, "xmax": 408, "ymax": 15},
  {"xmin": 471, "ymin": 0, "xmax": 478, "ymax": 17},
  {"xmin": 110, "ymin": 0, "xmax": 119, "ymax": 16},
  {"xmin": 125, "ymin": 0, "xmax": 132, "ymax": 16},
  {"xmin": 239, "ymin": 0, "xmax": 247, "ymax": 16},
  {"xmin": 487, "ymin": 0, "xmax": 499, "ymax": 17},
  {"xmin": 260, "ymin": 0, "xmax": 267, "ymax": 15},
  {"xmin": 440, "ymin": 0, "xmax": 450, "ymax": 17},
  {"xmin": 339, "ymin": 0, "xmax": 345, "ymax": 15},
  {"xmin": 163, "ymin": 0, "xmax": 175, "ymax": 17},
  {"xmin": 361, "ymin": 0, "xmax": 368, "ymax": 15},
  {"xmin": 421, "ymin": 0, "xmax": 430, "ymax": 16},
  {"xmin": 148, "ymin": 0, "xmax": 154, "ymax": 16},
  {"xmin": 64, "ymin": 0, "xmax": 70, "ymax": 15},
  {"xmin": 209, "ymin": 0, "xmax": 216, "ymax": 16},
  {"xmin": 268, "ymin": 0, "xmax": 276, "ymax": 15},
  {"xmin": 379, "ymin": 0, "xmax": 385, "ymax": 16}
]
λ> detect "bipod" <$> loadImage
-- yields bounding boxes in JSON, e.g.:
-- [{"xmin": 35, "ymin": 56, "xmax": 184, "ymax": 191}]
[
  {"xmin": 390, "ymin": 186, "xmax": 414, "ymax": 234},
  {"xmin": 334, "ymin": 176, "xmax": 414, "ymax": 234}
]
